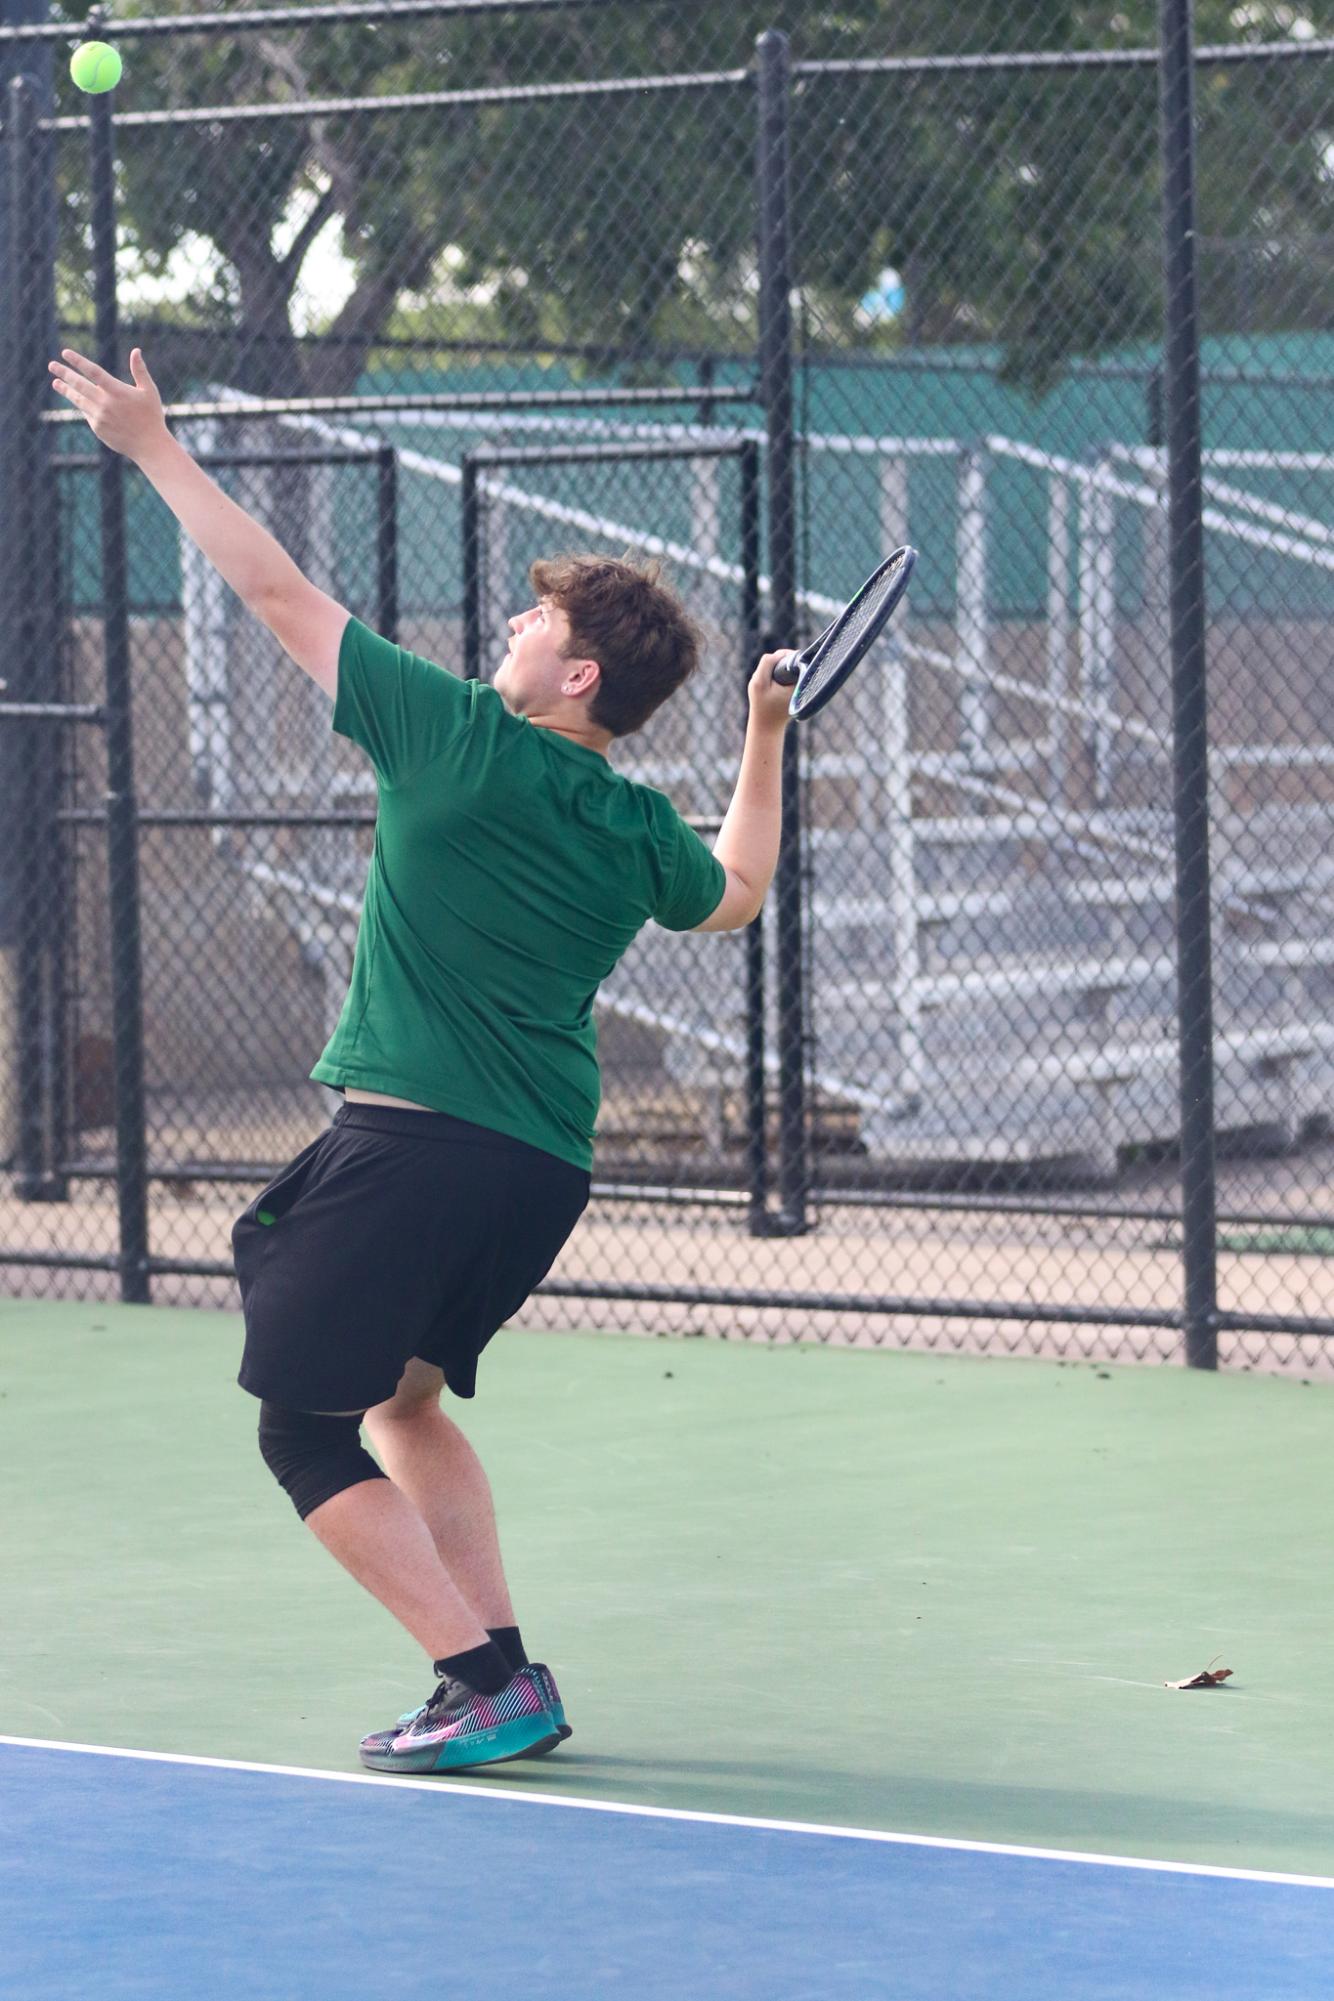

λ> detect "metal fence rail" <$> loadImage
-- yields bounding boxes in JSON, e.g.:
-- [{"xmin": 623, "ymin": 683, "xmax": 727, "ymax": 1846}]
[{"xmin": 3, "ymin": 1, "xmax": 1334, "ymax": 1373}]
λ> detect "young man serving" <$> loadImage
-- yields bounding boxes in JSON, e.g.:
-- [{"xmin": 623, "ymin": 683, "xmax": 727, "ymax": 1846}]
[{"xmin": 49, "ymin": 346, "xmax": 794, "ymax": 1773}]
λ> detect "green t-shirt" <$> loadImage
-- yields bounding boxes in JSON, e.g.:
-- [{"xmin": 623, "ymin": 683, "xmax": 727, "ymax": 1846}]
[{"xmin": 310, "ymin": 617, "xmax": 727, "ymax": 1170}]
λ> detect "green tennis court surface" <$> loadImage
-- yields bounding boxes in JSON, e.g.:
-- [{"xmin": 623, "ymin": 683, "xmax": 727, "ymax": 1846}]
[{"xmin": 4, "ymin": 1297, "xmax": 1333, "ymax": 1878}]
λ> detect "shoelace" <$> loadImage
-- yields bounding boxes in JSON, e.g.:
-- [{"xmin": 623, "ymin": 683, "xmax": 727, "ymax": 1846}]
[{"xmin": 416, "ymin": 1674, "xmax": 474, "ymax": 1728}]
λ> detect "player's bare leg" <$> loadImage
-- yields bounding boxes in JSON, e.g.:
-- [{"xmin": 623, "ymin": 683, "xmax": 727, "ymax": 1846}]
[
  {"xmin": 302, "ymin": 1474, "xmax": 492, "ymax": 1662},
  {"xmin": 364, "ymin": 1362, "xmax": 517, "ymax": 1632},
  {"xmin": 335, "ymin": 1365, "xmax": 563, "ymax": 1772}
]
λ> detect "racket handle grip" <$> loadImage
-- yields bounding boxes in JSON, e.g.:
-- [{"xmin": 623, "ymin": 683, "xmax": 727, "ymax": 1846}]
[{"xmin": 771, "ymin": 651, "xmax": 801, "ymax": 687}]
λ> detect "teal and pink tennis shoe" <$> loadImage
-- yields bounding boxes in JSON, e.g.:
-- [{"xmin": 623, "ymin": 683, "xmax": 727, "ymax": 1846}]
[
  {"xmin": 527, "ymin": 1662, "xmax": 572, "ymax": 1743},
  {"xmin": 358, "ymin": 1663, "xmax": 570, "ymax": 1774}
]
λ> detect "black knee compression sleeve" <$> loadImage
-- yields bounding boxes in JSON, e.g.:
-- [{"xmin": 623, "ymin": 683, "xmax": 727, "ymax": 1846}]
[{"xmin": 257, "ymin": 1401, "xmax": 388, "ymax": 1520}]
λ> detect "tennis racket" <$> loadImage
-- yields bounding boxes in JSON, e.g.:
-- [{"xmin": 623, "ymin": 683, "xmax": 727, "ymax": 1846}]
[{"xmin": 772, "ymin": 545, "xmax": 917, "ymax": 720}]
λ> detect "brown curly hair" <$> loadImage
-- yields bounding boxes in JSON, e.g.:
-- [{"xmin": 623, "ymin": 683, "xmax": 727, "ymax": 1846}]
[{"xmin": 528, "ymin": 552, "xmax": 702, "ymax": 739}]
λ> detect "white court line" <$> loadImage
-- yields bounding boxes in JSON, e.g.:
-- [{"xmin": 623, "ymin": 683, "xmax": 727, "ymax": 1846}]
[{"xmin": 3, "ymin": 1734, "xmax": 1333, "ymax": 1892}]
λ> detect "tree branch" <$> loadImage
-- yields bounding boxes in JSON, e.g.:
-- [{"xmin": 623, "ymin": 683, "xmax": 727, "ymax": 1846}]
[
  {"xmin": 304, "ymin": 232, "xmax": 437, "ymax": 398},
  {"xmin": 257, "ymin": 32, "xmax": 364, "ymax": 241},
  {"xmin": 279, "ymin": 181, "xmax": 341, "ymax": 288}
]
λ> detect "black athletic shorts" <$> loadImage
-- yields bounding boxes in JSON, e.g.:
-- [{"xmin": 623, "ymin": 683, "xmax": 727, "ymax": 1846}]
[{"xmin": 233, "ymin": 1102, "xmax": 590, "ymax": 1412}]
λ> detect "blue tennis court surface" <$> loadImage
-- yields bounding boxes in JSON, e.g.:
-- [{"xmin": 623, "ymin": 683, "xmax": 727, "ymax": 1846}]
[{"xmin": 5, "ymin": 1738, "xmax": 1333, "ymax": 2000}]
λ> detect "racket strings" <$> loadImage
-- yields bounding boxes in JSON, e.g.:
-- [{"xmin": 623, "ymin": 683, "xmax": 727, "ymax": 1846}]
[{"xmin": 801, "ymin": 557, "xmax": 908, "ymax": 703}]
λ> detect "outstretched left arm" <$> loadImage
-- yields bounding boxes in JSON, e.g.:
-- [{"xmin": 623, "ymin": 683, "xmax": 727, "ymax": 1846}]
[{"xmin": 49, "ymin": 346, "xmax": 348, "ymax": 697}]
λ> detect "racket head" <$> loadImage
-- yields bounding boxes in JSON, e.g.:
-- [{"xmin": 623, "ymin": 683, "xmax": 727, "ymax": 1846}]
[{"xmin": 774, "ymin": 545, "xmax": 917, "ymax": 720}]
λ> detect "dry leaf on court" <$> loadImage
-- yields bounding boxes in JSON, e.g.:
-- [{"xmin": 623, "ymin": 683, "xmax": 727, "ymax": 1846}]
[{"xmin": 1165, "ymin": 1660, "xmax": 1233, "ymax": 1690}]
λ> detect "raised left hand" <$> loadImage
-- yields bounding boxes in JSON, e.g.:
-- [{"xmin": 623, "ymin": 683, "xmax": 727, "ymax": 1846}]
[{"xmin": 47, "ymin": 346, "xmax": 168, "ymax": 463}]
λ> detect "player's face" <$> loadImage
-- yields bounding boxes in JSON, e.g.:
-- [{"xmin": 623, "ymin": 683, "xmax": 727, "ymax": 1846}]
[{"xmin": 494, "ymin": 597, "xmax": 572, "ymax": 714}]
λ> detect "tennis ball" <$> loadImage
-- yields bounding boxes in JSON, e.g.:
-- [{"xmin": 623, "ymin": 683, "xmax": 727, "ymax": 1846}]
[{"xmin": 70, "ymin": 41, "xmax": 122, "ymax": 94}]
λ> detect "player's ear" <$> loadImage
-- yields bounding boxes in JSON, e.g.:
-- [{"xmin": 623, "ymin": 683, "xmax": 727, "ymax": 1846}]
[{"xmin": 561, "ymin": 658, "xmax": 600, "ymax": 697}]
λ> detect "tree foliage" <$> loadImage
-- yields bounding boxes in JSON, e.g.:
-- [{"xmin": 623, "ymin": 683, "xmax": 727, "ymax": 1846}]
[{"xmin": 44, "ymin": 0, "xmax": 1334, "ymax": 400}]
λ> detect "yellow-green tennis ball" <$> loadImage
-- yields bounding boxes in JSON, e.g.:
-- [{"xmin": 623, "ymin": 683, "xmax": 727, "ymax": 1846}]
[{"xmin": 70, "ymin": 42, "xmax": 122, "ymax": 94}]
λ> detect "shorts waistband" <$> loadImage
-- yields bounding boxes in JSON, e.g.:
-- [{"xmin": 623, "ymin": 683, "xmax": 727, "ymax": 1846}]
[{"xmin": 332, "ymin": 1100, "xmax": 561, "ymax": 1157}]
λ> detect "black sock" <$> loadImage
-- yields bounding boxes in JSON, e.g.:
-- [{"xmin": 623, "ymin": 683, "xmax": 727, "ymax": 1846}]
[
  {"xmin": 432, "ymin": 1640, "xmax": 511, "ymax": 1696},
  {"xmin": 487, "ymin": 1625, "xmax": 529, "ymax": 1672}
]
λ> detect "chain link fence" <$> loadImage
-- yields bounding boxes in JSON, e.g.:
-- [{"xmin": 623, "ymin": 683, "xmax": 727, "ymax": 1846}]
[{"xmin": 3, "ymin": 0, "xmax": 1333, "ymax": 1373}]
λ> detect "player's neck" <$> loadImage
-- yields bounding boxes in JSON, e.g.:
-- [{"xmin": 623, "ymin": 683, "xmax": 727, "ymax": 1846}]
[{"xmin": 529, "ymin": 716, "xmax": 613, "ymax": 758}]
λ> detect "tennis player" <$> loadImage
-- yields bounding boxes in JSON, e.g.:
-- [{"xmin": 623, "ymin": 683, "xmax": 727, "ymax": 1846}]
[{"xmin": 49, "ymin": 346, "xmax": 793, "ymax": 1774}]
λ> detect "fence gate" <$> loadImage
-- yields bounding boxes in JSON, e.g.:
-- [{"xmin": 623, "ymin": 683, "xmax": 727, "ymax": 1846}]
[{"xmin": 0, "ymin": 428, "xmax": 397, "ymax": 1301}]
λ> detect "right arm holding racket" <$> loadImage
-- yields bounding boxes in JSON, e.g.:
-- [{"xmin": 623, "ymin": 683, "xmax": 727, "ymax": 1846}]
[
  {"xmin": 695, "ymin": 549, "xmax": 917, "ymax": 932},
  {"xmin": 692, "ymin": 649, "xmax": 796, "ymax": 932}
]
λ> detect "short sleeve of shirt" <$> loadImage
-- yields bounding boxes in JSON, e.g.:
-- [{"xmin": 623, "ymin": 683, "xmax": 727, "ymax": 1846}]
[
  {"xmin": 333, "ymin": 616, "xmax": 481, "ymax": 786},
  {"xmin": 651, "ymin": 803, "xmax": 727, "ymax": 932}
]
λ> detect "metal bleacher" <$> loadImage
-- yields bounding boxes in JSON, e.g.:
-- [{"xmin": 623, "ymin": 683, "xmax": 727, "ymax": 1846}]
[{"xmin": 609, "ymin": 802, "xmax": 1334, "ymax": 1184}]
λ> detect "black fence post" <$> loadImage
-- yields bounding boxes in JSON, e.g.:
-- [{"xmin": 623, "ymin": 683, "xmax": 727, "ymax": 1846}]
[
  {"xmin": 461, "ymin": 456, "xmax": 481, "ymax": 682},
  {"xmin": 739, "ymin": 439, "xmax": 769, "ymax": 1232},
  {"xmin": 88, "ymin": 43, "xmax": 150, "ymax": 1304},
  {"xmin": 1159, "ymin": 0, "xmax": 1218, "ymax": 1370},
  {"xmin": 756, "ymin": 26, "xmax": 807, "ymax": 1236},
  {"xmin": 42, "ymin": 488, "xmax": 72, "ymax": 1205},
  {"xmin": 3, "ymin": 76, "xmax": 41, "ymax": 1194},
  {"xmin": 376, "ymin": 443, "xmax": 399, "ymax": 644},
  {"xmin": 25, "ymin": 63, "xmax": 66, "ymax": 1202},
  {"xmin": 4, "ymin": 61, "xmax": 66, "ymax": 1204}
]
